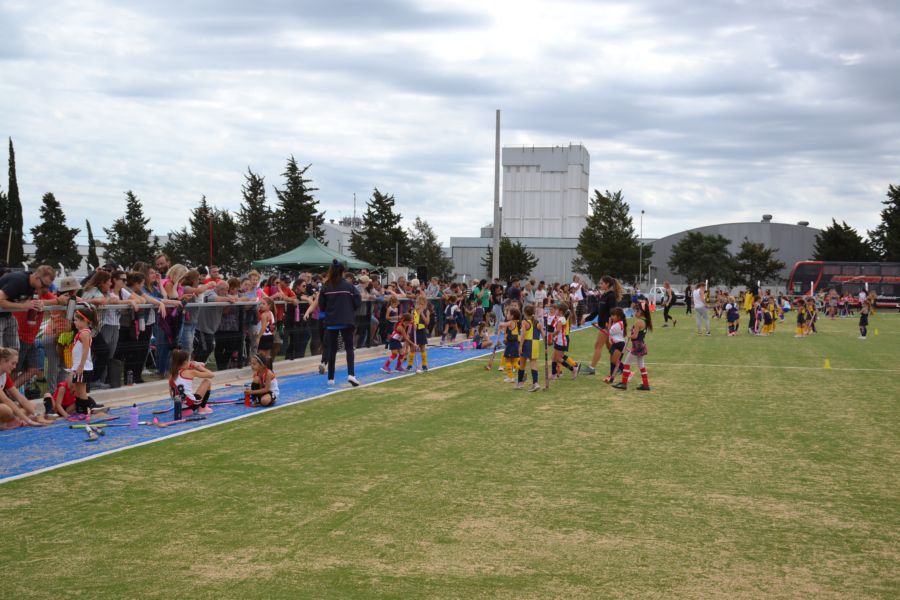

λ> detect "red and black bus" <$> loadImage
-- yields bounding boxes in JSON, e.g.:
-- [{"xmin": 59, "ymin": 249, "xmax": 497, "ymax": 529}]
[{"xmin": 787, "ymin": 261, "xmax": 900, "ymax": 308}]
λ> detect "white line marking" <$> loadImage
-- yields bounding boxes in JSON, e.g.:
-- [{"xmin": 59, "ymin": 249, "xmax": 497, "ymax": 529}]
[
  {"xmin": 644, "ymin": 362, "xmax": 900, "ymax": 373},
  {"xmin": 0, "ymin": 350, "xmax": 491, "ymax": 485}
]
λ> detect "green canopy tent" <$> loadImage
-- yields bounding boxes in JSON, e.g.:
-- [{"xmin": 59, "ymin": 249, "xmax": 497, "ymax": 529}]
[{"xmin": 251, "ymin": 236, "xmax": 375, "ymax": 271}]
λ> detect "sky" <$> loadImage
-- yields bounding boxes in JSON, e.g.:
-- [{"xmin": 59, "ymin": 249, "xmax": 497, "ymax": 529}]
[{"xmin": 1, "ymin": 0, "xmax": 898, "ymax": 247}]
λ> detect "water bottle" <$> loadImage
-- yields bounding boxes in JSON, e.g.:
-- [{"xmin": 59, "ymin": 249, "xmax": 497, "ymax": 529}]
[
  {"xmin": 129, "ymin": 403, "xmax": 139, "ymax": 428},
  {"xmin": 173, "ymin": 397, "xmax": 182, "ymax": 420},
  {"xmin": 26, "ymin": 294, "xmax": 39, "ymax": 326},
  {"xmin": 139, "ymin": 314, "xmax": 146, "ymax": 331},
  {"xmin": 126, "ymin": 370, "xmax": 134, "ymax": 386},
  {"xmin": 244, "ymin": 384, "xmax": 252, "ymax": 407}
]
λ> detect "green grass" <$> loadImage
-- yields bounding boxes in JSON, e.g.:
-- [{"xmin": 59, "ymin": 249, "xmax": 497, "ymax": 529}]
[{"xmin": 2, "ymin": 309, "xmax": 898, "ymax": 599}]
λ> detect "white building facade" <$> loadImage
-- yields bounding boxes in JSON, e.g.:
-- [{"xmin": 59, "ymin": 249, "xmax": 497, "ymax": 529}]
[{"xmin": 450, "ymin": 144, "xmax": 591, "ymax": 284}]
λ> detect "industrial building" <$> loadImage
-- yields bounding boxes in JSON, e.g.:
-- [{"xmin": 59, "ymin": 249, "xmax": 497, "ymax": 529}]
[
  {"xmin": 647, "ymin": 216, "xmax": 822, "ymax": 286},
  {"xmin": 450, "ymin": 144, "xmax": 590, "ymax": 283}
]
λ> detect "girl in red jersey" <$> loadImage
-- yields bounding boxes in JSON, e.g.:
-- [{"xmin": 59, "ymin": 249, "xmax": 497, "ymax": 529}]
[
  {"xmin": 256, "ymin": 296, "xmax": 276, "ymax": 361},
  {"xmin": 169, "ymin": 348, "xmax": 214, "ymax": 415},
  {"xmin": 248, "ymin": 353, "xmax": 279, "ymax": 406},
  {"xmin": 382, "ymin": 313, "xmax": 413, "ymax": 373},
  {"xmin": 0, "ymin": 348, "xmax": 53, "ymax": 428}
]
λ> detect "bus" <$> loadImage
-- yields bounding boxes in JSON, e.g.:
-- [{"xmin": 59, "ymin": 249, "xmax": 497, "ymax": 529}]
[{"xmin": 787, "ymin": 261, "xmax": 900, "ymax": 308}]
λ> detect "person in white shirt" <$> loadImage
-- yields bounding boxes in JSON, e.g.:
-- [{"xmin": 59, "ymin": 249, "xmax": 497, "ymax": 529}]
[{"xmin": 693, "ymin": 282, "xmax": 711, "ymax": 335}]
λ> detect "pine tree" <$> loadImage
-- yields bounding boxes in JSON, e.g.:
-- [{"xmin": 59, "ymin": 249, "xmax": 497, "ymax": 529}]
[
  {"xmin": 271, "ymin": 157, "xmax": 324, "ymax": 254},
  {"xmin": 408, "ymin": 217, "xmax": 454, "ymax": 280},
  {"xmin": 85, "ymin": 220, "xmax": 99, "ymax": 269},
  {"xmin": 813, "ymin": 219, "xmax": 876, "ymax": 261},
  {"xmin": 868, "ymin": 184, "xmax": 900, "ymax": 261},
  {"xmin": 103, "ymin": 190, "xmax": 159, "ymax": 268},
  {"xmin": 236, "ymin": 168, "xmax": 274, "ymax": 263},
  {"xmin": 732, "ymin": 238, "xmax": 786, "ymax": 287},
  {"xmin": 668, "ymin": 232, "xmax": 735, "ymax": 286},
  {"xmin": 164, "ymin": 197, "xmax": 241, "ymax": 274},
  {"xmin": 480, "ymin": 236, "xmax": 539, "ymax": 281},
  {"xmin": 349, "ymin": 188, "xmax": 410, "ymax": 267},
  {"xmin": 5, "ymin": 138, "xmax": 24, "ymax": 266},
  {"xmin": 572, "ymin": 190, "xmax": 652, "ymax": 283},
  {"xmin": 31, "ymin": 193, "xmax": 82, "ymax": 271}
]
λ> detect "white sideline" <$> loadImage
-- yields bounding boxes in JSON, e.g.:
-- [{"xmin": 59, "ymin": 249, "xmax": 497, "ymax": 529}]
[{"xmin": 0, "ymin": 349, "xmax": 491, "ymax": 485}]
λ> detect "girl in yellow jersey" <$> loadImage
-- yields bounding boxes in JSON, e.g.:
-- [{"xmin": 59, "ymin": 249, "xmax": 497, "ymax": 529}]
[
  {"xmin": 517, "ymin": 304, "xmax": 542, "ymax": 392},
  {"xmin": 407, "ymin": 295, "xmax": 432, "ymax": 373},
  {"xmin": 499, "ymin": 307, "xmax": 521, "ymax": 382}
]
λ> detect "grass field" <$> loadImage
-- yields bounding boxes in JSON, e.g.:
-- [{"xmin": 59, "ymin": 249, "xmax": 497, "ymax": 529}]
[{"xmin": 2, "ymin": 309, "xmax": 898, "ymax": 599}]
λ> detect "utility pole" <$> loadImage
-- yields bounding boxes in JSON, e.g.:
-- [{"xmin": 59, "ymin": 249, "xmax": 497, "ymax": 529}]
[
  {"xmin": 638, "ymin": 210, "xmax": 645, "ymax": 288},
  {"xmin": 492, "ymin": 109, "xmax": 501, "ymax": 280}
]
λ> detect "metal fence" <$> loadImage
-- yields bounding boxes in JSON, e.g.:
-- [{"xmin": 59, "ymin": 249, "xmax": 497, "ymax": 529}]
[{"xmin": 0, "ymin": 296, "xmax": 488, "ymax": 395}]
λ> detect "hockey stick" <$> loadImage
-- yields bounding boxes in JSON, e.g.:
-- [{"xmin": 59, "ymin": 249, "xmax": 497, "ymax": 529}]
[
  {"xmin": 72, "ymin": 422, "xmax": 146, "ymax": 429},
  {"xmin": 544, "ymin": 318, "xmax": 550, "ymax": 390},
  {"xmin": 65, "ymin": 414, "xmax": 120, "ymax": 424},
  {"xmin": 484, "ymin": 341, "xmax": 499, "ymax": 371},
  {"xmin": 154, "ymin": 415, "xmax": 207, "ymax": 428}
]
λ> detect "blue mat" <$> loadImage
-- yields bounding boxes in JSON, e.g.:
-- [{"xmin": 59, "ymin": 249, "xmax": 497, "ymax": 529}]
[{"xmin": 1, "ymin": 344, "xmax": 494, "ymax": 483}]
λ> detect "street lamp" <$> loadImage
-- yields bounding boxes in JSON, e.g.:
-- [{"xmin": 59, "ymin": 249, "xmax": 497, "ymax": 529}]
[{"xmin": 638, "ymin": 209, "xmax": 645, "ymax": 288}]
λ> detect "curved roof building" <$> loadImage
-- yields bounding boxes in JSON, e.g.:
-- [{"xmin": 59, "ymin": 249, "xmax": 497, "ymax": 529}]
[{"xmin": 647, "ymin": 216, "xmax": 822, "ymax": 286}]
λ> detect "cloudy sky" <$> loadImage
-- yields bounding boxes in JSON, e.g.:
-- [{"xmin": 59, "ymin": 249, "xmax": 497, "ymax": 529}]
[{"xmin": 2, "ymin": 0, "xmax": 898, "ymax": 246}]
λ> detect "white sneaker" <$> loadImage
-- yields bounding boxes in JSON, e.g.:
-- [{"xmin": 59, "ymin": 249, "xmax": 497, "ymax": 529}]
[
  {"xmin": 858, "ymin": 336, "xmax": 867, "ymax": 339},
  {"xmin": 503, "ymin": 377, "xmax": 515, "ymax": 383},
  {"xmin": 348, "ymin": 375, "xmax": 360, "ymax": 386},
  {"xmin": 515, "ymin": 383, "xmax": 524, "ymax": 389},
  {"xmin": 327, "ymin": 380, "xmax": 335, "ymax": 386},
  {"xmin": 415, "ymin": 368, "xmax": 423, "ymax": 374},
  {"xmin": 529, "ymin": 383, "xmax": 541, "ymax": 392},
  {"xmin": 572, "ymin": 364, "xmax": 580, "ymax": 379},
  {"xmin": 497, "ymin": 366, "xmax": 504, "ymax": 371}
]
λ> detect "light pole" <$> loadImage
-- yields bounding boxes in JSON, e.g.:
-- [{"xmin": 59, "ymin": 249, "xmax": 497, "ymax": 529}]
[{"xmin": 638, "ymin": 210, "xmax": 645, "ymax": 288}]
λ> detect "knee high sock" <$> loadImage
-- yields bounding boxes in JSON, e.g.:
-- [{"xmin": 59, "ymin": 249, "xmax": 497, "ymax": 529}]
[
  {"xmin": 505, "ymin": 358, "xmax": 515, "ymax": 379},
  {"xmin": 421, "ymin": 348, "xmax": 428, "ymax": 367},
  {"xmin": 621, "ymin": 364, "xmax": 632, "ymax": 385},
  {"xmin": 408, "ymin": 351, "xmax": 415, "ymax": 367},
  {"xmin": 561, "ymin": 355, "xmax": 575, "ymax": 371},
  {"xmin": 531, "ymin": 369, "xmax": 538, "ymax": 384},
  {"xmin": 609, "ymin": 361, "xmax": 617, "ymax": 377},
  {"xmin": 395, "ymin": 353, "xmax": 405, "ymax": 369},
  {"xmin": 384, "ymin": 352, "xmax": 397, "ymax": 369},
  {"xmin": 517, "ymin": 367, "xmax": 526, "ymax": 383},
  {"xmin": 640, "ymin": 368, "xmax": 649, "ymax": 386},
  {"xmin": 861, "ymin": 326, "xmax": 867, "ymax": 336}
]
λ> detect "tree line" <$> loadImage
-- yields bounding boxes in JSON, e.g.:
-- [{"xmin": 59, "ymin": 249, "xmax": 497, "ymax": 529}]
[{"xmin": 0, "ymin": 141, "xmax": 455, "ymax": 279}]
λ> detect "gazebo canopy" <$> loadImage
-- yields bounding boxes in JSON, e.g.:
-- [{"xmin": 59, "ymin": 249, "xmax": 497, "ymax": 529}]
[{"xmin": 251, "ymin": 236, "xmax": 375, "ymax": 271}]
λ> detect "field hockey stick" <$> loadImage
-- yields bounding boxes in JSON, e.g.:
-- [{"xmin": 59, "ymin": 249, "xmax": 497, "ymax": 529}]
[
  {"xmin": 543, "ymin": 322, "xmax": 550, "ymax": 390},
  {"xmin": 152, "ymin": 406, "xmax": 173, "ymax": 415},
  {"xmin": 70, "ymin": 421, "xmax": 150, "ymax": 429},
  {"xmin": 65, "ymin": 414, "xmax": 120, "ymax": 424},
  {"xmin": 154, "ymin": 415, "xmax": 207, "ymax": 428},
  {"xmin": 484, "ymin": 341, "xmax": 499, "ymax": 371}
]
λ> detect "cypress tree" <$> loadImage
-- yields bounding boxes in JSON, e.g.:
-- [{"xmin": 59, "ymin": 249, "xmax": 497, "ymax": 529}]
[
  {"xmin": 31, "ymin": 192, "xmax": 82, "ymax": 271},
  {"xmin": 236, "ymin": 168, "xmax": 274, "ymax": 262},
  {"xmin": 86, "ymin": 220, "xmax": 100, "ymax": 269},
  {"xmin": 271, "ymin": 157, "xmax": 324, "ymax": 254},
  {"xmin": 0, "ymin": 187, "xmax": 7, "ymax": 266},
  {"xmin": 6, "ymin": 138, "xmax": 25, "ymax": 265},
  {"xmin": 349, "ymin": 188, "xmax": 409, "ymax": 267},
  {"xmin": 103, "ymin": 190, "xmax": 159, "ymax": 268}
]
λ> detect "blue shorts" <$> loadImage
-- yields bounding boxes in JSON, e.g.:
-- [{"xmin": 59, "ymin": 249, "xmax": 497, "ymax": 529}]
[
  {"xmin": 415, "ymin": 330, "xmax": 428, "ymax": 346},
  {"xmin": 521, "ymin": 340, "xmax": 534, "ymax": 360},
  {"xmin": 554, "ymin": 343, "xmax": 568, "ymax": 352},
  {"xmin": 388, "ymin": 339, "xmax": 403, "ymax": 351},
  {"xmin": 503, "ymin": 344, "xmax": 519, "ymax": 359}
]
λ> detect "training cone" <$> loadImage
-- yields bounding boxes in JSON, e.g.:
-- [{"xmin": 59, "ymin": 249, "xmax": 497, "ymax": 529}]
[
  {"xmin": 823, "ymin": 358, "xmax": 832, "ymax": 370},
  {"xmin": 874, "ymin": 329, "xmax": 879, "ymax": 336}
]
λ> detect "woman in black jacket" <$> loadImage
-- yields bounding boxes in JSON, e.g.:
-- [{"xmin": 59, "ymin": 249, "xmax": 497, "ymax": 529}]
[
  {"xmin": 318, "ymin": 260, "xmax": 361, "ymax": 386},
  {"xmin": 582, "ymin": 275, "xmax": 622, "ymax": 375}
]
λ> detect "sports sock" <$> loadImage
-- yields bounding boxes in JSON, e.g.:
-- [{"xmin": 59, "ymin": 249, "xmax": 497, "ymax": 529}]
[
  {"xmin": 564, "ymin": 356, "xmax": 577, "ymax": 369},
  {"xmin": 609, "ymin": 361, "xmax": 617, "ymax": 377},
  {"xmin": 407, "ymin": 352, "xmax": 414, "ymax": 368},
  {"xmin": 621, "ymin": 364, "xmax": 632, "ymax": 385},
  {"xmin": 396, "ymin": 354, "xmax": 404, "ymax": 369},
  {"xmin": 517, "ymin": 368, "xmax": 526, "ymax": 383},
  {"xmin": 640, "ymin": 368, "xmax": 649, "ymax": 386},
  {"xmin": 531, "ymin": 369, "xmax": 538, "ymax": 384},
  {"xmin": 422, "ymin": 348, "xmax": 428, "ymax": 367},
  {"xmin": 505, "ymin": 358, "xmax": 514, "ymax": 379}
]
